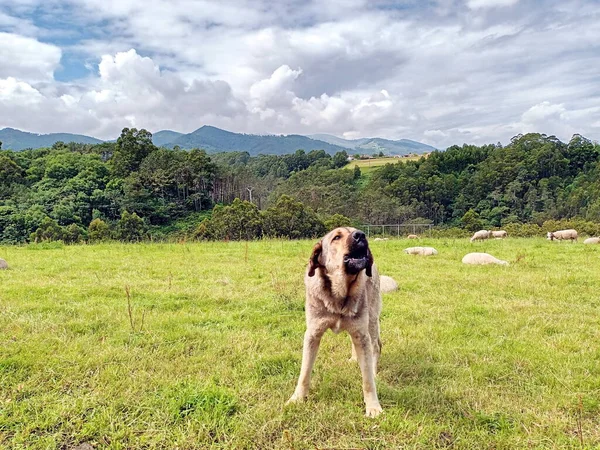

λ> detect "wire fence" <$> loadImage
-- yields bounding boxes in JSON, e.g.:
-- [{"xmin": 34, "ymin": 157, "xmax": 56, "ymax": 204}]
[{"xmin": 364, "ymin": 223, "xmax": 434, "ymax": 238}]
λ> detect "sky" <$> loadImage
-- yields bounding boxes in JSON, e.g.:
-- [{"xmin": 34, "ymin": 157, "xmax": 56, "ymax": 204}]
[{"xmin": 0, "ymin": 0, "xmax": 599, "ymax": 148}]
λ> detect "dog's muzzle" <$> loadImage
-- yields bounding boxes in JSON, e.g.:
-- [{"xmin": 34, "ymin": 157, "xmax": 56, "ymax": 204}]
[{"xmin": 344, "ymin": 230, "xmax": 369, "ymax": 274}]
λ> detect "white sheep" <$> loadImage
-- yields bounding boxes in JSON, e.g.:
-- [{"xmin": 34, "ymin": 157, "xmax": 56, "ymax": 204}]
[
  {"xmin": 373, "ymin": 237, "xmax": 389, "ymax": 241},
  {"xmin": 407, "ymin": 234, "xmax": 419, "ymax": 239},
  {"xmin": 470, "ymin": 230, "xmax": 492, "ymax": 242},
  {"xmin": 380, "ymin": 275, "xmax": 399, "ymax": 293},
  {"xmin": 0, "ymin": 258, "xmax": 8, "ymax": 270},
  {"xmin": 547, "ymin": 229, "xmax": 578, "ymax": 242},
  {"xmin": 491, "ymin": 230, "xmax": 508, "ymax": 238},
  {"xmin": 583, "ymin": 237, "xmax": 600, "ymax": 244},
  {"xmin": 404, "ymin": 246, "xmax": 438, "ymax": 256},
  {"xmin": 462, "ymin": 252, "xmax": 509, "ymax": 266}
]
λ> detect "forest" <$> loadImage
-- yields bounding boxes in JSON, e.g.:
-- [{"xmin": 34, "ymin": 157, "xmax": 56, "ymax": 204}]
[{"xmin": 1, "ymin": 128, "xmax": 599, "ymax": 243}]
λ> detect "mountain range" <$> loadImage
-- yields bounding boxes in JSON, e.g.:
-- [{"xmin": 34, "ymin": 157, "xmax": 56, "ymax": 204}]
[
  {"xmin": 0, "ymin": 126, "xmax": 436, "ymax": 155},
  {"xmin": 0, "ymin": 128, "xmax": 103, "ymax": 151}
]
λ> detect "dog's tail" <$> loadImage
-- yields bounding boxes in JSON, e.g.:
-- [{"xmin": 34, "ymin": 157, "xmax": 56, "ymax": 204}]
[{"xmin": 380, "ymin": 275, "xmax": 398, "ymax": 293}]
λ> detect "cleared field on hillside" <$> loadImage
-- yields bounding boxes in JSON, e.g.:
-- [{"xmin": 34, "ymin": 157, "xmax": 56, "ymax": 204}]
[
  {"xmin": 1, "ymin": 238, "xmax": 600, "ymax": 449},
  {"xmin": 347, "ymin": 156, "xmax": 421, "ymax": 171}
]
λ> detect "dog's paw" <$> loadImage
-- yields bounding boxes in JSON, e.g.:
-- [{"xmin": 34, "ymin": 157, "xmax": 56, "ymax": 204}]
[
  {"xmin": 365, "ymin": 404, "xmax": 383, "ymax": 418},
  {"xmin": 285, "ymin": 393, "xmax": 307, "ymax": 405}
]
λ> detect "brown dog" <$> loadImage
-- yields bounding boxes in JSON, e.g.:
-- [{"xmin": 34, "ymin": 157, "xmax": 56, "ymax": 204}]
[{"xmin": 287, "ymin": 227, "xmax": 383, "ymax": 417}]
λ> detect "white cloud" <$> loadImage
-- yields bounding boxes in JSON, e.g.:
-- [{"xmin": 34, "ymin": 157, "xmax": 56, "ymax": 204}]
[
  {"xmin": 0, "ymin": 0, "xmax": 599, "ymax": 147},
  {"xmin": 0, "ymin": 32, "xmax": 61, "ymax": 81},
  {"xmin": 521, "ymin": 101, "xmax": 566, "ymax": 124},
  {"xmin": 0, "ymin": 49, "xmax": 246, "ymax": 138},
  {"xmin": 467, "ymin": 0, "xmax": 520, "ymax": 9},
  {"xmin": 0, "ymin": 77, "xmax": 44, "ymax": 104}
]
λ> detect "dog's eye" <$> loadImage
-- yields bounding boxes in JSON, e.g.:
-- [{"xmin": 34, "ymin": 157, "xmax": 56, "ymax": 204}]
[{"xmin": 332, "ymin": 235, "xmax": 341, "ymax": 241}]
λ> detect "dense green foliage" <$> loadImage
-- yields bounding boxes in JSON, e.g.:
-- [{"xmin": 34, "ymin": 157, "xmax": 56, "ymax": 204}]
[{"xmin": 1, "ymin": 130, "xmax": 599, "ymax": 244}]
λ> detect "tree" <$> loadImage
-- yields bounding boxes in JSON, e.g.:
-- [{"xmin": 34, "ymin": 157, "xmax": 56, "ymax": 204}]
[
  {"xmin": 116, "ymin": 211, "xmax": 146, "ymax": 242},
  {"xmin": 0, "ymin": 156, "xmax": 23, "ymax": 185},
  {"xmin": 460, "ymin": 209, "xmax": 484, "ymax": 232},
  {"xmin": 332, "ymin": 150, "xmax": 349, "ymax": 169},
  {"xmin": 196, "ymin": 199, "xmax": 263, "ymax": 240},
  {"xmin": 324, "ymin": 214, "xmax": 353, "ymax": 230},
  {"xmin": 262, "ymin": 195, "xmax": 326, "ymax": 239},
  {"xmin": 110, "ymin": 128, "xmax": 157, "ymax": 177}
]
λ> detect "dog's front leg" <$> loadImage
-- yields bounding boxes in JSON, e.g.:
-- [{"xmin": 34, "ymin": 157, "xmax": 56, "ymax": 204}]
[
  {"xmin": 287, "ymin": 328, "xmax": 325, "ymax": 404},
  {"xmin": 350, "ymin": 331, "xmax": 383, "ymax": 418}
]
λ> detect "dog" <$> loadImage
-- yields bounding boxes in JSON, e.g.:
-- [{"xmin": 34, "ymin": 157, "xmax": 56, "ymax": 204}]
[{"xmin": 287, "ymin": 227, "xmax": 383, "ymax": 417}]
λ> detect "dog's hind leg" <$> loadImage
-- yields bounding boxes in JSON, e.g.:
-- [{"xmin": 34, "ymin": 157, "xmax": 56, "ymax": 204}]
[{"xmin": 287, "ymin": 328, "xmax": 326, "ymax": 404}]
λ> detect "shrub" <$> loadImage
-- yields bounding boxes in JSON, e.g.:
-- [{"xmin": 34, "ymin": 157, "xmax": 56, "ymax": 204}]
[
  {"xmin": 460, "ymin": 209, "xmax": 484, "ymax": 232},
  {"xmin": 263, "ymin": 195, "xmax": 326, "ymax": 239},
  {"xmin": 88, "ymin": 218, "xmax": 111, "ymax": 242},
  {"xmin": 323, "ymin": 214, "xmax": 353, "ymax": 231},
  {"xmin": 116, "ymin": 211, "xmax": 147, "ymax": 242},
  {"xmin": 63, "ymin": 223, "xmax": 86, "ymax": 244},
  {"xmin": 196, "ymin": 199, "xmax": 263, "ymax": 240},
  {"xmin": 30, "ymin": 217, "xmax": 64, "ymax": 243}
]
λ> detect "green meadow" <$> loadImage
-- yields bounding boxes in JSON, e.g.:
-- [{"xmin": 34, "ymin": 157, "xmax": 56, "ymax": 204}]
[
  {"xmin": 346, "ymin": 156, "xmax": 421, "ymax": 172},
  {"xmin": 1, "ymin": 238, "xmax": 599, "ymax": 449}
]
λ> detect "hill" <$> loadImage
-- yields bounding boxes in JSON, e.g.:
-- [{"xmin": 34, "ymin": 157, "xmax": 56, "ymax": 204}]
[
  {"xmin": 309, "ymin": 133, "xmax": 436, "ymax": 155},
  {"xmin": 151, "ymin": 130, "xmax": 183, "ymax": 147},
  {"xmin": 0, "ymin": 125, "xmax": 436, "ymax": 156},
  {"xmin": 0, "ymin": 128, "xmax": 103, "ymax": 151},
  {"xmin": 163, "ymin": 125, "xmax": 349, "ymax": 155}
]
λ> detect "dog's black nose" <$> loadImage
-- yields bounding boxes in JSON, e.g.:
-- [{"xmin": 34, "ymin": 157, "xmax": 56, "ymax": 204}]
[{"xmin": 352, "ymin": 230, "xmax": 366, "ymax": 241}]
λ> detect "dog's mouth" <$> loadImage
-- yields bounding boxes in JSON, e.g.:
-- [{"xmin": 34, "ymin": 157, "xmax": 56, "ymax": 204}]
[{"xmin": 344, "ymin": 245, "xmax": 369, "ymax": 274}]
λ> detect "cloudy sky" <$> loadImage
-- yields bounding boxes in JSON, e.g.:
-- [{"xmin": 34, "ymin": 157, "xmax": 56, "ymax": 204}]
[{"xmin": 1, "ymin": 0, "xmax": 599, "ymax": 148}]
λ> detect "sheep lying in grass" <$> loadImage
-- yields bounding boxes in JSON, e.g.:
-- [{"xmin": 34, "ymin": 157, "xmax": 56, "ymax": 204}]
[
  {"xmin": 491, "ymin": 230, "xmax": 508, "ymax": 238},
  {"xmin": 373, "ymin": 237, "xmax": 389, "ymax": 241},
  {"xmin": 547, "ymin": 229, "xmax": 578, "ymax": 242},
  {"xmin": 462, "ymin": 252, "xmax": 509, "ymax": 266},
  {"xmin": 380, "ymin": 275, "xmax": 399, "ymax": 293},
  {"xmin": 407, "ymin": 234, "xmax": 418, "ymax": 239},
  {"xmin": 404, "ymin": 246, "xmax": 438, "ymax": 256},
  {"xmin": 470, "ymin": 230, "xmax": 492, "ymax": 242},
  {"xmin": 0, "ymin": 258, "xmax": 8, "ymax": 270},
  {"xmin": 583, "ymin": 237, "xmax": 600, "ymax": 244}
]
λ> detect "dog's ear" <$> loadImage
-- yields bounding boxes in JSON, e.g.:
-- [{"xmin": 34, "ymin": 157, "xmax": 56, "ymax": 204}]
[
  {"xmin": 308, "ymin": 241, "xmax": 323, "ymax": 277},
  {"xmin": 365, "ymin": 248, "xmax": 374, "ymax": 277}
]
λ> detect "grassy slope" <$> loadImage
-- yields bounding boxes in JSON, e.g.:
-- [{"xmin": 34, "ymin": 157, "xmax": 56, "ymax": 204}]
[
  {"xmin": 1, "ymin": 239, "xmax": 599, "ymax": 449},
  {"xmin": 346, "ymin": 156, "xmax": 421, "ymax": 172}
]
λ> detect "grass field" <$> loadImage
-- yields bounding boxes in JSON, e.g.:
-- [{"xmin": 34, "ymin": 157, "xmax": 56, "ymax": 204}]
[
  {"xmin": 1, "ymin": 238, "xmax": 600, "ymax": 449},
  {"xmin": 347, "ymin": 156, "xmax": 421, "ymax": 172}
]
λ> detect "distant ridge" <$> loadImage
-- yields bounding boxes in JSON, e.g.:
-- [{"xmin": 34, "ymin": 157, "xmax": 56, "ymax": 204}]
[
  {"xmin": 151, "ymin": 130, "xmax": 183, "ymax": 147},
  {"xmin": 0, "ymin": 128, "xmax": 103, "ymax": 151},
  {"xmin": 1, "ymin": 126, "xmax": 436, "ymax": 156},
  {"xmin": 309, "ymin": 133, "xmax": 436, "ymax": 155},
  {"xmin": 161, "ymin": 125, "xmax": 348, "ymax": 155}
]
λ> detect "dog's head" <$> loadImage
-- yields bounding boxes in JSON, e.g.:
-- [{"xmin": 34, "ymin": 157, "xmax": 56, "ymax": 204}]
[{"xmin": 308, "ymin": 227, "xmax": 373, "ymax": 277}]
